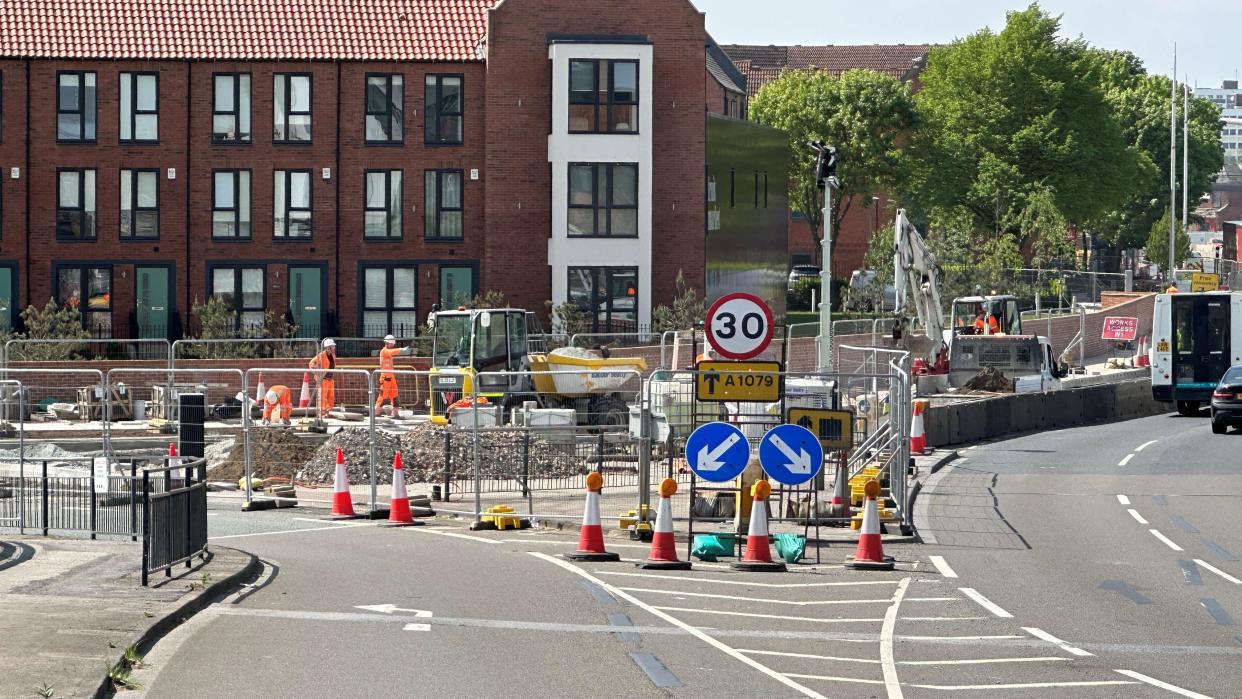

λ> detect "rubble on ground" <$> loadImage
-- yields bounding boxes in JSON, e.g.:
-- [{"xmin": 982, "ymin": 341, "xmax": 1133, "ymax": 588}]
[
  {"xmin": 962, "ymin": 366, "xmax": 1014, "ymax": 393},
  {"xmin": 210, "ymin": 429, "xmax": 319, "ymax": 481}
]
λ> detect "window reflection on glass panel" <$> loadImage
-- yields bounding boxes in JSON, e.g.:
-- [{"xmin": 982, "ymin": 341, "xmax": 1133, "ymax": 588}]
[
  {"xmin": 364, "ymin": 268, "xmax": 386, "ymax": 308},
  {"xmin": 241, "ymin": 269, "xmax": 263, "ymax": 309},
  {"xmin": 212, "ymin": 269, "xmax": 234, "ymax": 302},
  {"xmin": 609, "ymin": 105, "xmax": 637, "ymax": 133},
  {"xmin": 612, "ymin": 62, "xmax": 637, "ymax": 102},
  {"xmin": 58, "ymin": 269, "xmax": 81, "ymax": 307},
  {"xmin": 393, "ymin": 268, "xmax": 416, "ymax": 307},
  {"xmin": 87, "ymin": 269, "xmax": 110, "ymax": 309}
]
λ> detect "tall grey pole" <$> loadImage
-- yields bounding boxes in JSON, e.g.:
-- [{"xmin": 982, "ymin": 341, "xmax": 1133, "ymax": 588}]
[
  {"xmin": 818, "ymin": 185, "xmax": 834, "ymax": 372},
  {"xmin": 1169, "ymin": 45, "xmax": 1177, "ymax": 279},
  {"xmin": 1183, "ymin": 79, "xmax": 1190, "ymax": 236}
]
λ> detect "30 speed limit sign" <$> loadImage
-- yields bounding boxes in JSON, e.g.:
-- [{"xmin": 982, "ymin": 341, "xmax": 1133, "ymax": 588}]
[{"xmin": 705, "ymin": 292, "xmax": 775, "ymax": 360}]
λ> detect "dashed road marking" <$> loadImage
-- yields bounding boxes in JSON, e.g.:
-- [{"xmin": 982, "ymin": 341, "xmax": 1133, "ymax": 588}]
[
  {"xmin": 1022, "ymin": 627, "xmax": 1093, "ymax": 657},
  {"xmin": 880, "ymin": 578, "xmax": 911, "ymax": 699},
  {"xmin": 209, "ymin": 522, "xmax": 372, "ymax": 540},
  {"xmin": 1195, "ymin": 559, "xmax": 1242, "ymax": 585},
  {"xmin": 650, "ymin": 607, "xmax": 882, "ymax": 624},
  {"xmin": 1118, "ymin": 453, "xmax": 1135, "ymax": 467},
  {"xmin": 1128, "ymin": 509, "xmax": 1149, "ymax": 524},
  {"xmin": 958, "ymin": 588, "xmax": 1013, "ymax": 618},
  {"xmin": 1117, "ymin": 494, "xmax": 1131, "ymax": 505},
  {"xmin": 900, "ymin": 656, "xmax": 1067, "ymax": 666},
  {"xmin": 1150, "ymin": 529, "xmax": 1184, "ymax": 551},
  {"xmin": 928, "ymin": 555, "xmax": 957, "ymax": 578},
  {"xmin": 403, "ymin": 527, "xmax": 503, "ymax": 544},
  {"xmin": 1113, "ymin": 669, "xmax": 1215, "ymax": 698},
  {"xmin": 1135, "ymin": 440, "xmax": 1158, "ymax": 452},
  {"xmin": 739, "ymin": 649, "xmax": 880, "ymax": 664}
]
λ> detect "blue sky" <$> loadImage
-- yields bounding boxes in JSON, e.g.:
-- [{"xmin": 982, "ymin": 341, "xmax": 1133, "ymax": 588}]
[{"xmin": 693, "ymin": 0, "xmax": 1242, "ymax": 88}]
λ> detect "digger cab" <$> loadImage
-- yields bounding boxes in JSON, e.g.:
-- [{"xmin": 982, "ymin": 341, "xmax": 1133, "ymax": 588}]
[
  {"xmin": 429, "ymin": 308, "xmax": 537, "ymax": 418},
  {"xmin": 950, "ymin": 295, "xmax": 1022, "ymax": 336}
]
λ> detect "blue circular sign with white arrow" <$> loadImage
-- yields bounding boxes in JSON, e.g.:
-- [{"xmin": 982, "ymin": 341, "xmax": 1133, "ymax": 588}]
[
  {"xmin": 758, "ymin": 424, "xmax": 825, "ymax": 486},
  {"xmin": 685, "ymin": 422, "xmax": 751, "ymax": 482}
]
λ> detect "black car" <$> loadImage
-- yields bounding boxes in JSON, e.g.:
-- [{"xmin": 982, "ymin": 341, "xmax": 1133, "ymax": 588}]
[{"xmin": 1210, "ymin": 366, "xmax": 1242, "ymax": 433}]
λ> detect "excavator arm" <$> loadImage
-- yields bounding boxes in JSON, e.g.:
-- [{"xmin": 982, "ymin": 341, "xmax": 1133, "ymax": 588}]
[{"xmin": 893, "ymin": 209, "xmax": 949, "ymax": 374}]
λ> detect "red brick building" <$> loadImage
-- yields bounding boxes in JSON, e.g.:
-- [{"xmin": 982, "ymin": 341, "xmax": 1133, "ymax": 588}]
[{"xmin": 0, "ymin": 0, "xmax": 774, "ymax": 338}]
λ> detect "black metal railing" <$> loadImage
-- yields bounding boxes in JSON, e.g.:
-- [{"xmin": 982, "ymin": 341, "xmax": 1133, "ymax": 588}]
[
  {"xmin": 0, "ymin": 460, "xmax": 141, "ymax": 539},
  {"xmin": 142, "ymin": 457, "xmax": 208, "ymax": 586}
]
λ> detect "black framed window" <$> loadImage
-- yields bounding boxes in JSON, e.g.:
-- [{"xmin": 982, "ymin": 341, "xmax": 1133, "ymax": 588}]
[
  {"xmin": 568, "ymin": 59, "xmax": 638, "ymax": 134},
  {"xmin": 439, "ymin": 265, "xmax": 476, "ymax": 308},
  {"xmin": 424, "ymin": 169, "xmax": 462, "ymax": 239},
  {"xmin": 567, "ymin": 163, "xmax": 637, "ymax": 237},
  {"xmin": 365, "ymin": 170, "xmax": 402, "ymax": 239},
  {"xmin": 210, "ymin": 266, "xmax": 265, "ymax": 331},
  {"xmin": 212, "ymin": 170, "xmax": 251, "ymax": 239},
  {"xmin": 57, "ymin": 71, "xmax": 96, "ymax": 142},
  {"xmin": 120, "ymin": 169, "xmax": 159, "ymax": 239},
  {"xmin": 213, "ymin": 73, "xmax": 251, "ymax": 143},
  {"xmin": 366, "ymin": 74, "xmax": 404, "ymax": 144},
  {"xmin": 362, "ymin": 265, "xmax": 418, "ymax": 337},
  {"xmin": 274, "ymin": 73, "xmax": 312, "ymax": 142},
  {"xmin": 424, "ymin": 74, "xmax": 463, "ymax": 145},
  {"xmin": 56, "ymin": 169, "xmax": 96, "ymax": 240},
  {"xmin": 119, "ymin": 72, "xmax": 158, "ymax": 142},
  {"xmin": 274, "ymin": 170, "xmax": 312, "ymax": 238},
  {"xmin": 567, "ymin": 266, "xmax": 639, "ymax": 333},
  {"xmin": 57, "ymin": 265, "xmax": 111, "ymax": 334}
]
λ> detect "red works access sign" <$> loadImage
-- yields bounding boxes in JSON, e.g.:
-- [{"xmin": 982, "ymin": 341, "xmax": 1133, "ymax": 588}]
[{"xmin": 1101, "ymin": 316, "xmax": 1138, "ymax": 341}]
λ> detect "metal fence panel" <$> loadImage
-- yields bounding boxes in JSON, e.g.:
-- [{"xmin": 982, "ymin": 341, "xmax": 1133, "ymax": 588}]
[{"xmin": 142, "ymin": 456, "xmax": 208, "ymax": 586}]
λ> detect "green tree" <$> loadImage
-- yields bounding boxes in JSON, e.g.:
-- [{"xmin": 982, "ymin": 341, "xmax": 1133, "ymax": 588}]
[
  {"xmin": 8, "ymin": 299, "xmax": 91, "ymax": 361},
  {"xmin": 750, "ymin": 68, "xmax": 917, "ymax": 262},
  {"xmin": 1145, "ymin": 208, "xmax": 1191, "ymax": 273},
  {"xmin": 651, "ymin": 271, "xmax": 705, "ymax": 333}
]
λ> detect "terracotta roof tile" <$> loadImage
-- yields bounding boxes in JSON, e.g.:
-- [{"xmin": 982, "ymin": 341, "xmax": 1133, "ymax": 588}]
[
  {"xmin": 722, "ymin": 43, "xmax": 933, "ymax": 95},
  {"xmin": 0, "ymin": 0, "xmax": 494, "ymax": 61}
]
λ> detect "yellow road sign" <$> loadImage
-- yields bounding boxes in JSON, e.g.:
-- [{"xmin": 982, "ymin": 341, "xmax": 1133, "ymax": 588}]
[
  {"xmin": 695, "ymin": 360, "xmax": 782, "ymax": 402},
  {"xmin": 786, "ymin": 408, "xmax": 854, "ymax": 451},
  {"xmin": 1191, "ymin": 272, "xmax": 1220, "ymax": 292}
]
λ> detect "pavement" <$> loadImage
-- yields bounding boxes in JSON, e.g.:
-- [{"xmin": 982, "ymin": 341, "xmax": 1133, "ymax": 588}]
[{"xmin": 0, "ymin": 536, "xmax": 255, "ymax": 698}]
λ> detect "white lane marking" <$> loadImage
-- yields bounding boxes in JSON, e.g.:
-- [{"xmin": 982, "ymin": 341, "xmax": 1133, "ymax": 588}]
[
  {"xmin": 1113, "ymin": 669, "xmax": 1215, "ymax": 698},
  {"xmin": 928, "ymin": 555, "xmax": 958, "ymax": 578},
  {"xmin": 958, "ymin": 588, "xmax": 1013, "ymax": 618},
  {"xmin": 651, "ymin": 607, "xmax": 882, "ymax": 624},
  {"xmin": 1128, "ymin": 509, "xmax": 1149, "ymax": 525},
  {"xmin": 291, "ymin": 517, "xmax": 359, "ymax": 525},
  {"xmin": 1022, "ymin": 627, "xmax": 1093, "ymax": 657},
  {"xmin": 899, "ymin": 617, "xmax": 985, "ymax": 621},
  {"xmin": 1194, "ymin": 559, "xmax": 1242, "ymax": 585},
  {"xmin": 740, "ymin": 649, "xmax": 880, "ymax": 664},
  {"xmin": 900, "ymin": 657, "xmax": 1067, "ymax": 666},
  {"xmin": 596, "ymin": 571, "xmax": 900, "ymax": 588},
  {"xmin": 1117, "ymin": 494, "xmax": 1131, "ymax": 505},
  {"xmin": 1118, "ymin": 453, "xmax": 1135, "ymax": 467},
  {"xmin": 784, "ymin": 673, "xmax": 885, "ymax": 685},
  {"xmin": 501, "ymin": 538, "xmax": 650, "ymax": 549},
  {"xmin": 1150, "ymin": 529, "xmax": 1185, "ymax": 551},
  {"xmin": 403, "ymin": 623, "xmax": 431, "ymax": 632},
  {"xmin": 403, "ymin": 527, "xmax": 503, "ymax": 544},
  {"xmin": 618, "ymin": 587, "xmax": 899, "ymax": 606},
  {"xmin": 1135, "ymin": 440, "xmax": 1158, "ymax": 452},
  {"xmin": 209, "ymin": 522, "xmax": 372, "ymax": 540},
  {"xmin": 909, "ymin": 680, "xmax": 1135, "ymax": 690},
  {"xmin": 900, "ymin": 634, "xmax": 1023, "ymax": 641},
  {"xmin": 880, "ymin": 578, "xmax": 911, "ymax": 699},
  {"xmin": 530, "ymin": 552, "xmax": 827, "ymax": 699}
]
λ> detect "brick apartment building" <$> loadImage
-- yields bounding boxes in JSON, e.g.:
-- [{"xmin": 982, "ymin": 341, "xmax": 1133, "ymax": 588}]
[{"xmin": 0, "ymin": 0, "xmax": 781, "ymax": 339}]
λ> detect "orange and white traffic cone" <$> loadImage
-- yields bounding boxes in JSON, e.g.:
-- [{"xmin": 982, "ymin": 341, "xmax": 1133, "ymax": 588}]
[
  {"xmin": 731, "ymin": 479, "xmax": 786, "ymax": 572},
  {"xmin": 167, "ymin": 442, "xmax": 180, "ymax": 467},
  {"xmin": 298, "ymin": 372, "xmax": 312, "ymax": 409},
  {"xmin": 910, "ymin": 399, "xmax": 929, "ymax": 455},
  {"xmin": 1136, "ymin": 336, "xmax": 1150, "ymax": 368},
  {"xmin": 829, "ymin": 461, "xmax": 851, "ymax": 519},
  {"xmin": 328, "ymin": 447, "xmax": 358, "ymax": 519},
  {"xmin": 255, "ymin": 373, "xmax": 266, "ymax": 408},
  {"xmin": 639, "ymin": 478, "xmax": 691, "ymax": 570},
  {"xmin": 564, "ymin": 472, "xmax": 620, "ymax": 562},
  {"xmin": 381, "ymin": 451, "xmax": 420, "ymax": 527},
  {"xmin": 845, "ymin": 479, "xmax": 895, "ymax": 570}
]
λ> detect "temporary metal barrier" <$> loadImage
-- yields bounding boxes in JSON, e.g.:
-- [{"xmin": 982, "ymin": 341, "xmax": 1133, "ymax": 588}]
[
  {"xmin": 171, "ymin": 337, "xmax": 320, "ymax": 366},
  {"xmin": 3, "ymin": 337, "xmax": 171, "ymax": 366},
  {"xmin": 568, "ymin": 332, "xmax": 661, "ymax": 349},
  {"xmin": 142, "ymin": 455, "xmax": 208, "ymax": 586},
  {"xmin": 331, "ymin": 335, "xmax": 433, "ymax": 359}
]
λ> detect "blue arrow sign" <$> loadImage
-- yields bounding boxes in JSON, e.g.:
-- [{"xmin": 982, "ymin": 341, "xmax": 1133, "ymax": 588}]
[
  {"xmin": 758, "ymin": 424, "xmax": 824, "ymax": 486},
  {"xmin": 685, "ymin": 422, "xmax": 750, "ymax": 482}
]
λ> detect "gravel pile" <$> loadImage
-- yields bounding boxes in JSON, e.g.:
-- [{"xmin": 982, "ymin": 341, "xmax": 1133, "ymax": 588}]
[{"xmin": 212, "ymin": 429, "xmax": 319, "ymax": 481}]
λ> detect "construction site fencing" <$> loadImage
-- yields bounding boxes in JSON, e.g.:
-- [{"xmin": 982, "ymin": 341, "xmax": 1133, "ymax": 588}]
[
  {"xmin": 103, "ymin": 368, "xmax": 247, "ymax": 459},
  {"xmin": 3, "ymin": 337, "xmax": 171, "ymax": 365},
  {"xmin": 568, "ymin": 331, "xmax": 662, "ymax": 349},
  {"xmin": 172, "ymin": 337, "xmax": 320, "ymax": 364},
  {"xmin": 332, "ymin": 335, "xmax": 433, "ymax": 359}
]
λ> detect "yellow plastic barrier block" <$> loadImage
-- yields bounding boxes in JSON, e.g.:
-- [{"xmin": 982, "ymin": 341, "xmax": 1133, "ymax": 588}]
[
  {"xmin": 619, "ymin": 505, "xmax": 652, "ymax": 531},
  {"xmin": 482, "ymin": 505, "xmax": 525, "ymax": 530}
]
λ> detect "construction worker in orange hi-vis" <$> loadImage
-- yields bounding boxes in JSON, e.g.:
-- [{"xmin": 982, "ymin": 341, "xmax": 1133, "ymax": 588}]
[
  {"xmin": 309, "ymin": 338, "xmax": 337, "ymax": 413},
  {"xmin": 375, "ymin": 334, "xmax": 410, "ymax": 417},
  {"xmin": 262, "ymin": 385, "xmax": 293, "ymax": 426}
]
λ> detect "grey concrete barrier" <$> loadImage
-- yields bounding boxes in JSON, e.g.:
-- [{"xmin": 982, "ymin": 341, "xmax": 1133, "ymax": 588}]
[
  {"xmin": 924, "ymin": 404, "xmax": 950, "ymax": 447},
  {"xmin": 1081, "ymin": 383, "xmax": 1117, "ymax": 423},
  {"xmin": 985, "ymin": 395, "xmax": 1013, "ymax": 437}
]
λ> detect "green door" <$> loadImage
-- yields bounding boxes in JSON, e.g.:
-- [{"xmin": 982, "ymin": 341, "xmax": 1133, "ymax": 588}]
[
  {"xmin": 288, "ymin": 266, "xmax": 323, "ymax": 338},
  {"xmin": 0, "ymin": 267, "xmax": 14, "ymax": 332},
  {"xmin": 135, "ymin": 266, "xmax": 170, "ymax": 338}
]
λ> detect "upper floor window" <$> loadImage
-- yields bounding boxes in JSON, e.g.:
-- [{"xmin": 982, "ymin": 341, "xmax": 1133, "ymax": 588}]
[
  {"xmin": 57, "ymin": 72, "xmax": 97, "ymax": 142},
  {"xmin": 213, "ymin": 73, "xmax": 251, "ymax": 143},
  {"xmin": 212, "ymin": 170, "xmax": 251, "ymax": 239},
  {"xmin": 120, "ymin": 72, "xmax": 158, "ymax": 142},
  {"xmin": 424, "ymin": 169, "xmax": 462, "ymax": 240},
  {"xmin": 56, "ymin": 169, "xmax": 96, "ymax": 240},
  {"xmin": 424, "ymin": 75, "xmax": 463, "ymax": 145},
  {"xmin": 366, "ymin": 74, "xmax": 404, "ymax": 144},
  {"xmin": 274, "ymin": 74, "xmax": 311, "ymax": 143},
  {"xmin": 569, "ymin": 59, "xmax": 638, "ymax": 134},
  {"xmin": 365, "ymin": 170, "xmax": 403, "ymax": 239},
  {"xmin": 120, "ymin": 168, "xmax": 159, "ymax": 239},
  {"xmin": 274, "ymin": 170, "xmax": 312, "ymax": 238},
  {"xmin": 568, "ymin": 163, "xmax": 638, "ymax": 237}
]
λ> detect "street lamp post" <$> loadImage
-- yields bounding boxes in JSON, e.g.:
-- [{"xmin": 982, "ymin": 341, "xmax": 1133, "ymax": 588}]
[{"xmin": 810, "ymin": 142, "xmax": 839, "ymax": 373}]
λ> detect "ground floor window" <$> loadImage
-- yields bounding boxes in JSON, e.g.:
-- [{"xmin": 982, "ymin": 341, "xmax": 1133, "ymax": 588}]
[
  {"xmin": 210, "ymin": 266, "xmax": 265, "ymax": 332},
  {"xmin": 362, "ymin": 265, "xmax": 418, "ymax": 337},
  {"xmin": 567, "ymin": 266, "xmax": 638, "ymax": 333},
  {"xmin": 57, "ymin": 265, "xmax": 111, "ymax": 335}
]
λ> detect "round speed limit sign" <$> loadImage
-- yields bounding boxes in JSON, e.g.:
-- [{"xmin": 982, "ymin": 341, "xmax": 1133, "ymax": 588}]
[{"xmin": 705, "ymin": 292, "xmax": 775, "ymax": 360}]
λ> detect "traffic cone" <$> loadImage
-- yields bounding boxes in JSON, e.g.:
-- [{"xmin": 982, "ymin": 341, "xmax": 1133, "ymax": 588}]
[
  {"xmin": 167, "ymin": 442, "xmax": 180, "ymax": 468},
  {"xmin": 255, "ymin": 373, "xmax": 266, "ymax": 407},
  {"xmin": 564, "ymin": 472, "xmax": 620, "ymax": 562},
  {"xmin": 381, "ymin": 451, "xmax": 421, "ymax": 527},
  {"xmin": 829, "ymin": 461, "xmax": 851, "ymax": 519},
  {"xmin": 328, "ymin": 447, "xmax": 358, "ymax": 519},
  {"xmin": 639, "ymin": 478, "xmax": 691, "ymax": 570},
  {"xmin": 1136, "ymin": 336, "xmax": 1150, "ymax": 368},
  {"xmin": 845, "ymin": 479, "xmax": 895, "ymax": 570},
  {"xmin": 910, "ymin": 399, "xmax": 929, "ymax": 455},
  {"xmin": 731, "ymin": 480, "xmax": 786, "ymax": 572},
  {"xmin": 298, "ymin": 372, "xmax": 312, "ymax": 408}
]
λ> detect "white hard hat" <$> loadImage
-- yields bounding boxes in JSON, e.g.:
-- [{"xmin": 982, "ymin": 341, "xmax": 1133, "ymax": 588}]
[
  {"xmin": 322, "ymin": 338, "xmax": 336, "ymax": 348},
  {"xmin": 265, "ymin": 388, "xmax": 279, "ymax": 403},
  {"xmin": 384, "ymin": 334, "xmax": 396, "ymax": 343}
]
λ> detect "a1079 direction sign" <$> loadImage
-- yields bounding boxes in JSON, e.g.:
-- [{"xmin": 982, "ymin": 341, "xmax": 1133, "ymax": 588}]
[{"xmin": 705, "ymin": 292, "xmax": 775, "ymax": 360}]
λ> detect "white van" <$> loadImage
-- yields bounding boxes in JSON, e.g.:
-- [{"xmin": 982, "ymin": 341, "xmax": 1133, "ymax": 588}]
[{"xmin": 1151, "ymin": 292, "xmax": 1242, "ymax": 415}]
